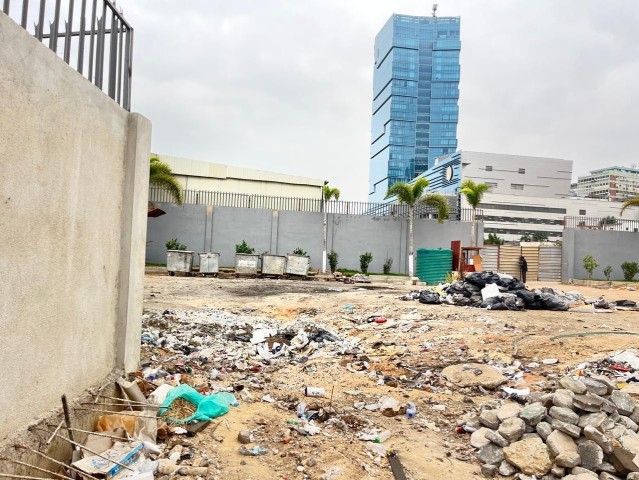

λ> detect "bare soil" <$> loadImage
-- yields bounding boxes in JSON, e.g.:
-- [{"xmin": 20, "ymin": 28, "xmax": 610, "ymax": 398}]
[{"xmin": 143, "ymin": 274, "xmax": 639, "ymax": 480}]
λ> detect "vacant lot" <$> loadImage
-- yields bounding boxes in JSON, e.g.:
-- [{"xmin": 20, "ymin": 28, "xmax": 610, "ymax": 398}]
[{"xmin": 143, "ymin": 274, "xmax": 639, "ymax": 480}]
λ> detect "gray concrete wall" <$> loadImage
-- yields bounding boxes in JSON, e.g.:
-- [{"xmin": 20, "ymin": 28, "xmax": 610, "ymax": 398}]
[
  {"xmin": 0, "ymin": 13, "xmax": 151, "ymax": 438},
  {"xmin": 562, "ymin": 229, "xmax": 639, "ymax": 281},
  {"xmin": 146, "ymin": 203, "xmax": 476, "ymax": 274}
]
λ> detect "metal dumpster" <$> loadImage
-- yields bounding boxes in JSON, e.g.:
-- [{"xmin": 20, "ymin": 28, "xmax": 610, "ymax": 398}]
[
  {"xmin": 261, "ymin": 254, "xmax": 287, "ymax": 278},
  {"xmin": 166, "ymin": 250, "xmax": 194, "ymax": 276},
  {"xmin": 235, "ymin": 253, "xmax": 259, "ymax": 277},
  {"xmin": 199, "ymin": 252, "xmax": 220, "ymax": 276},
  {"xmin": 285, "ymin": 254, "xmax": 311, "ymax": 278}
]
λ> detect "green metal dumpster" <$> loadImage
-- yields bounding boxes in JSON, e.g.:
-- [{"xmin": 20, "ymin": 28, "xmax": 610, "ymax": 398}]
[{"xmin": 415, "ymin": 248, "xmax": 453, "ymax": 285}]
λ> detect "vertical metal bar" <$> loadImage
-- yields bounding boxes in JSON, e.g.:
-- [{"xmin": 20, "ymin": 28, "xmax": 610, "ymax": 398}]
[
  {"xmin": 63, "ymin": 0, "xmax": 74, "ymax": 64},
  {"xmin": 77, "ymin": 0, "xmax": 86, "ymax": 74},
  {"xmin": 96, "ymin": 7, "xmax": 106, "ymax": 89},
  {"xmin": 122, "ymin": 27, "xmax": 132, "ymax": 110},
  {"xmin": 2, "ymin": 0, "xmax": 9, "ymax": 15},
  {"xmin": 51, "ymin": 0, "xmax": 61, "ymax": 52},
  {"xmin": 21, "ymin": 0, "xmax": 28, "ymax": 28},
  {"xmin": 88, "ymin": 0, "xmax": 97, "ymax": 81},
  {"xmin": 116, "ymin": 15, "xmax": 123, "ymax": 103},
  {"xmin": 108, "ymin": 9, "xmax": 117, "ymax": 99},
  {"xmin": 36, "ymin": 0, "xmax": 45, "ymax": 40}
]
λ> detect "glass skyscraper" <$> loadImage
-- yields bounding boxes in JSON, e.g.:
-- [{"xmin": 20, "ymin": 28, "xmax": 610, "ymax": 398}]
[{"xmin": 368, "ymin": 13, "xmax": 461, "ymax": 201}]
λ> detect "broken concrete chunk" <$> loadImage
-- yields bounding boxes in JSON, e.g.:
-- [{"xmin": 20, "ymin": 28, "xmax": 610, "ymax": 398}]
[
  {"xmin": 589, "ymin": 374, "xmax": 615, "ymax": 394},
  {"xmin": 569, "ymin": 466, "xmax": 597, "ymax": 478},
  {"xmin": 471, "ymin": 427, "xmax": 493, "ymax": 448},
  {"xmin": 496, "ymin": 402, "xmax": 522, "ymax": 422},
  {"xmin": 536, "ymin": 421, "xmax": 553, "ymax": 441},
  {"xmin": 441, "ymin": 363, "xmax": 507, "ymax": 390},
  {"xmin": 549, "ymin": 406, "xmax": 580, "ymax": 425},
  {"xmin": 559, "ymin": 376, "xmax": 588, "ymax": 395},
  {"xmin": 498, "ymin": 459, "xmax": 517, "ymax": 476},
  {"xmin": 553, "ymin": 389, "xmax": 576, "ymax": 410},
  {"xmin": 546, "ymin": 429, "xmax": 581, "ymax": 468},
  {"xmin": 583, "ymin": 425, "xmax": 613, "ymax": 454},
  {"xmin": 480, "ymin": 409, "xmax": 501, "ymax": 430},
  {"xmin": 610, "ymin": 434, "xmax": 639, "ymax": 473},
  {"xmin": 503, "ymin": 437, "xmax": 553, "ymax": 477},
  {"xmin": 551, "ymin": 419, "xmax": 581, "ymax": 438},
  {"xmin": 499, "ymin": 417, "xmax": 526, "ymax": 442},
  {"xmin": 481, "ymin": 464, "xmax": 497, "ymax": 477},
  {"xmin": 577, "ymin": 412, "xmax": 608, "ymax": 429},
  {"xmin": 573, "ymin": 394, "xmax": 603, "ymax": 412},
  {"xmin": 520, "ymin": 403, "xmax": 547, "ymax": 426},
  {"xmin": 577, "ymin": 440, "xmax": 603, "ymax": 470},
  {"xmin": 581, "ymin": 378, "xmax": 608, "ymax": 396},
  {"xmin": 611, "ymin": 390, "xmax": 635, "ymax": 416},
  {"xmin": 618, "ymin": 415, "xmax": 639, "ymax": 432},
  {"xmin": 485, "ymin": 429, "xmax": 509, "ymax": 447},
  {"xmin": 476, "ymin": 443, "xmax": 505, "ymax": 465}
]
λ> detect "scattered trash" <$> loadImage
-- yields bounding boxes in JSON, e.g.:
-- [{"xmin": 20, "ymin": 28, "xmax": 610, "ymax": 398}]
[
  {"xmin": 305, "ymin": 386, "xmax": 326, "ymax": 398},
  {"xmin": 239, "ymin": 445, "xmax": 269, "ymax": 456}
]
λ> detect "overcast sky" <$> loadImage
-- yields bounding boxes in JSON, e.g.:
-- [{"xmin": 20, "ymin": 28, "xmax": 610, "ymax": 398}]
[{"xmin": 119, "ymin": 0, "xmax": 639, "ymax": 200}]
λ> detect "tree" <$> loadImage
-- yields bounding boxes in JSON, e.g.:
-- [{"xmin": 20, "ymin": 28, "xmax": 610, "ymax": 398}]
[
  {"xmin": 599, "ymin": 216, "xmax": 617, "ymax": 230},
  {"xmin": 420, "ymin": 192, "xmax": 450, "ymax": 224},
  {"xmin": 322, "ymin": 185, "xmax": 340, "ymax": 273},
  {"xmin": 460, "ymin": 179, "xmax": 490, "ymax": 246},
  {"xmin": 485, "ymin": 233, "xmax": 504, "ymax": 245},
  {"xmin": 150, "ymin": 156, "xmax": 184, "ymax": 204},
  {"xmin": 385, "ymin": 178, "xmax": 430, "ymax": 277},
  {"xmin": 621, "ymin": 262, "xmax": 639, "ymax": 282},
  {"xmin": 520, "ymin": 234, "xmax": 532, "ymax": 242},
  {"xmin": 620, "ymin": 196, "xmax": 639, "ymax": 216},
  {"xmin": 532, "ymin": 232, "xmax": 549, "ymax": 242},
  {"xmin": 603, "ymin": 266, "xmax": 613, "ymax": 281},
  {"xmin": 582, "ymin": 255, "xmax": 599, "ymax": 281}
]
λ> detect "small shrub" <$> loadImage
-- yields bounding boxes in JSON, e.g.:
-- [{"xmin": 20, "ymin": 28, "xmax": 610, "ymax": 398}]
[
  {"xmin": 444, "ymin": 271, "xmax": 461, "ymax": 284},
  {"xmin": 383, "ymin": 257, "xmax": 393, "ymax": 274},
  {"xmin": 235, "ymin": 240, "xmax": 255, "ymax": 254},
  {"xmin": 166, "ymin": 238, "xmax": 187, "ymax": 251},
  {"xmin": 328, "ymin": 250, "xmax": 339, "ymax": 273},
  {"xmin": 621, "ymin": 262, "xmax": 639, "ymax": 282},
  {"xmin": 360, "ymin": 252, "xmax": 373, "ymax": 274},
  {"xmin": 582, "ymin": 255, "xmax": 599, "ymax": 281},
  {"xmin": 603, "ymin": 265, "xmax": 613, "ymax": 281},
  {"xmin": 485, "ymin": 233, "xmax": 504, "ymax": 245},
  {"xmin": 293, "ymin": 247, "xmax": 308, "ymax": 256}
]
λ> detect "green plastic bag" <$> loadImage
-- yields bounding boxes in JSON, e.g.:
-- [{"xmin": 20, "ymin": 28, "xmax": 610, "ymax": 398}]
[{"xmin": 159, "ymin": 384, "xmax": 235, "ymax": 424}]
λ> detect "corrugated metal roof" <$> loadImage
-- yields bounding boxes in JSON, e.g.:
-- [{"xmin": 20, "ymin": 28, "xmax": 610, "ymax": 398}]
[{"xmin": 154, "ymin": 154, "xmax": 325, "ymax": 187}]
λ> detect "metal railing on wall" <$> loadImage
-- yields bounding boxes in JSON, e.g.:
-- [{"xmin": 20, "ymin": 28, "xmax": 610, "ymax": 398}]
[
  {"xmin": 2, "ymin": 0, "xmax": 133, "ymax": 110},
  {"xmin": 149, "ymin": 187, "xmax": 481, "ymax": 222},
  {"xmin": 564, "ymin": 215, "xmax": 639, "ymax": 232}
]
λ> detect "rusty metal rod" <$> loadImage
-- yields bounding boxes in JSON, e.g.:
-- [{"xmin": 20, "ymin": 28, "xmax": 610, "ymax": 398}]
[
  {"xmin": 0, "ymin": 456, "xmax": 72, "ymax": 480},
  {"xmin": 60, "ymin": 395, "xmax": 76, "ymax": 446},
  {"xmin": 46, "ymin": 433, "xmax": 135, "ymax": 472},
  {"xmin": 14, "ymin": 445, "xmax": 98, "ymax": 480},
  {"xmin": 65, "ymin": 428, "xmax": 132, "ymax": 441},
  {"xmin": 0, "ymin": 474, "xmax": 55, "ymax": 480},
  {"xmin": 81, "ymin": 402, "xmax": 159, "ymax": 409},
  {"xmin": 73, "ymin": 408, "xmax": 157, "ymax": 419},
  {"xmin": 94, "ymin": 395, "xmax": 149, "ymax": 405},
  {"xmin": 46, "ymin": 421, "xmax": 65, "ymax": 446}
]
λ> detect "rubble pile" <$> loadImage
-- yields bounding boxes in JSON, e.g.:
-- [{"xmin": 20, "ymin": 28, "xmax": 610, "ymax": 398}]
[
  {"xmin": 460, "ymin": 367, "xmax": 639, "ymax": 479},
  {"xmin": 403, "ymin": 271, "xmax": 586, "ymax": 311}
]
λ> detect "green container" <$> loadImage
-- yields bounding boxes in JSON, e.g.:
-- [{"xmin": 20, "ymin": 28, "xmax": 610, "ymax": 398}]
[{"xmin": 415, "ymin": 248, "xmax": 453, "ymax": 285}]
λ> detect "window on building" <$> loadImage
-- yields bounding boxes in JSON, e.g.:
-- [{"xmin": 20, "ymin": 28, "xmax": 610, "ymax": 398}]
[
  {"xmin": 579, "ymin": 209, "xmax": 586, "ymax": 215},
  {"xmin": 485, "ymin": 166, "xmax": 493, "ymax": 171},
  {"xmin": 511, "ymin": 184, "xmax": 524, "ymax": 190},
  {"xmin": 518, "ymin": 168, "xmax": 526, "ymax": 174},
  {"xmin": 487, "ymin": 182, "xmax": 498, "ymax": 189}
]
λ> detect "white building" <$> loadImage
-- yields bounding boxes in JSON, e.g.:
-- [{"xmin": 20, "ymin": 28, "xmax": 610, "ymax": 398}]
[{"xmin": 573, "ymin": 166, "xmax": 639, "ymax": 202}]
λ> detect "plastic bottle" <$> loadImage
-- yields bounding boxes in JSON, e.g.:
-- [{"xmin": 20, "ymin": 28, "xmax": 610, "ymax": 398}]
[
  {"xmin": 374, "ymin": 430, "xmax": 392, "ymax": 443},
  {"xmin": 297, "ymin": 401, "xmax": 307, "ymax": 418},
  {"xmin": 239, "ymin": 445, "xmax": 269, "ymax": 456},
  {"xmin": 406, "ymin": 402, "xmax": 417, "ymax": 419}
]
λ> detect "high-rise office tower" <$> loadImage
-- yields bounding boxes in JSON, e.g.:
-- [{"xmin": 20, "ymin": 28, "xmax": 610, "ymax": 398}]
[{"xmin": 368, "ymin": 12, "xmax": 461, "ymax": 201}]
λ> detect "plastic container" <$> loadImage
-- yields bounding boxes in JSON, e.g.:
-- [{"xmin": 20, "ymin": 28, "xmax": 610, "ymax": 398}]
[
  {"xmin": 198, "ymin": 252, "xmax": 220, "ymax": 276},
  {"xmin": 166, "ymin": 250, "xmax": 194, "ymax": 276},
  {"xmin": 406, "ymin": 402, "xmax": 416, "ymax": 419},
  {"xmin": 297, "ymin": 402, "xmax": 307, "ymax": 419},
  {"xmin": 375, "ymin": 430, "xmax": 392, "ymax": 443},
  {"xmin": 415, "ymin": 248, "xmax": 453, "ymax": 285},
  {"xmin": 285, "ymin": 254, "xmax": 311, "ymax": 277},
  {"xmin": 261, "ymin": 254, "xmax": 287, "ymax": 278},
  {"xmin": 235, "ymin": 253, "xmax": 259, "ymax": 277}
]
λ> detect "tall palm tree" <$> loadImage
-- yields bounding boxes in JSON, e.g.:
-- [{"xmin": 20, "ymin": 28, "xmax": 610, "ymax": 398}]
[
  {"xmin": 150, "ymin": 155, "xmax": 184, "ymax": 204},
  {"xmin": 460, "ymin": 179, "xmax": 490, "ymax": 246},
  {"xmin": 620, "ymin": 196, "xmax": 639, "ymax": 216},
  {"xmin": 420, "ymin": 192, "xmax": 450, "ymax": 224},
  {"xmin": 385, "ymin": 178, "xmax": 430, "ymax": 277},
  {"xmin": 322, "ymin": 185, "xmax": 340, "ymax": 273}
]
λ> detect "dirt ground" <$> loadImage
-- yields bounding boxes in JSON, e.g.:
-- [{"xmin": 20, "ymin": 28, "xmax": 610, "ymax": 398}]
[{"xmin": 142, "ymin": 274, "xmax": 639, "ymax": 480}]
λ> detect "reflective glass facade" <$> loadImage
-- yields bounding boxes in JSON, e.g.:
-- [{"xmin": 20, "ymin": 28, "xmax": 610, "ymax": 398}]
[{"xmin": 369, "ymin": 14, "xmax": 461, "ymax": 201}]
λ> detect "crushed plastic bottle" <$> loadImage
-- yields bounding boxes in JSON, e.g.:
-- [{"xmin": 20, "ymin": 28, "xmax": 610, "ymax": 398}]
[
  {"xmin": 406, "ymin": 402, "xmax": 416, "ymax": 419},
  {"xmin": 374, "ymin": 430, "xmax": 392, "ymax": 443},
  {"xmin": 239, "ymin": 445, "xmax": 269, "ymax": 456},
  {"xmin": 297, "ymin": 401, "xmax": 307, "ymax": 419}
]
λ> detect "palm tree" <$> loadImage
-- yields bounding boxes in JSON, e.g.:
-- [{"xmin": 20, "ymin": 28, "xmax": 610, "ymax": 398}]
[
  {"xmin": 385, "ymin": 178, "xmax": 430, "ymax": 277},
  {"xmin": 322, "ymin": 185, "xmax": 340, "ymax": 273},
  {"xmin": 150, "ymin": 155, "xmax": 184, "ymax": 204},
  {"xmin": 420, "ymin": 192, "xmax": 450, "ymax": 224},
  {"xmin": 620, "ymin": 196, "xmax": 639, "ymax": 216},
  {"xmin": 460, "ymin": 179, "xmax": 490, "ymax": 246}
]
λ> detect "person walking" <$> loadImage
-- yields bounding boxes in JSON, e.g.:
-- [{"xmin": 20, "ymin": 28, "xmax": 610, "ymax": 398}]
[{"xmin": 519, "ymin": 256, "xmax": 528, "ymax": 283}]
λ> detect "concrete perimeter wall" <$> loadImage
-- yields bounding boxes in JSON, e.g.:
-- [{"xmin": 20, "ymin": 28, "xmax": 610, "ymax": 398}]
[
  {"xmin": 146, "ymin": 203, "xmax": 479, "ymax": 274},
  {"xmin": 0, "ymin": 13, "xmax": 151, "ymax": 438},
  {"xmin": 562, "ymin": 229, "xmax": 639, "ymax": 281}
]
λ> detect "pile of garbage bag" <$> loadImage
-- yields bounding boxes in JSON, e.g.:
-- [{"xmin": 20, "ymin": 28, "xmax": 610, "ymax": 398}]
[{"xmin": 404, "ymin": 271, "xmax": 584, "ymax": 311}]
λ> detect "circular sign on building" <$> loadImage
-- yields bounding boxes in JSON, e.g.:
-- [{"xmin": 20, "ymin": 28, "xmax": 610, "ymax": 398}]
[{"xmin": 445, "ymin": 165, "xmax": 454, "ymax": 182}]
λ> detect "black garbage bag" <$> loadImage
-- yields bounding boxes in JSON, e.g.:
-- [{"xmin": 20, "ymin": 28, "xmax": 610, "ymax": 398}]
[
  {"xmin": 446, "ymin": 281, "xmax": 468, "ymax": 296},
  {"xmin": 481, "ymin": 296, "xmax": 501, "ymax": 308},
  {"xmin": 488, "ymin": 302, "xmax": 508, "ymax": 310},
  {"xmin": 419, "ymin": 291, "xmax": 441, "ymax": 304},
  {"xmin": 469, "ymin": 294, "xmax": 483, "ymax": 306},
  {"xmin": 538, "ymin": 293, "xmax": 569, "ymax": 311},
  {"xmin": 465, "ymin": 272, "xmax": 501, "ymax": 289},
  {"xmin": 540, "ymin": 287, "xmax": 556, "ymax": 295},
  {"xmin": 451, "ymin": 294, "xmax": 472, "ymax": 306},
  {"xmin": 503, "ymin": 295, "xmax": 525, "ymax": 311},
  {"xmin": 465, "ymin": 283, "xmax": 481, "ymax": 294}
]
